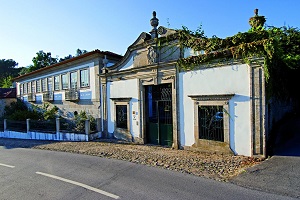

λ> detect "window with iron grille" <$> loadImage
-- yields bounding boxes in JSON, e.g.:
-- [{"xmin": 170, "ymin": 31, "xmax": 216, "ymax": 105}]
[
  {"xmin": 54, "ymin": 76, "xmax": 60, "ymax": 91},
  {"xmin": 70, "ymin": 71, "xmax": 77, "ymax": 89},
  {"xmin": 80, "ymin": 69, "xmax": 89, "ymax": 87},
  {"xmin": 41, "ymin": 79, "xmax": 47, "ymax": 92},
  {"xmin": 61, "ymin": 74, "xmax": 68, "ymax": 89},
  {"xmin": 36, "ymin": 80, "xmax": 41, "ymax": 93},
  {"xmin": 198, "ymin": 106, "xmax": 224, "ymax": 142},
  {"xmin": 116, "ymin": 105, "xmax": 127, "ymax": 129}
]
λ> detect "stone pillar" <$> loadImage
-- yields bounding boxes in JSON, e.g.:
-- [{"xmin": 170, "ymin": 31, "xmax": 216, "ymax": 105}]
[
  {"xmin": 56, "ymin": 118, "xmax": 60, "ymax": 133},
  {"xmin": 96, "ymin": 118, "xmax": 101, "ymax": 137},
  {"xmin": 101, "ymin": 77, "xmax": 108, "ymax": 138},
  {"xmin": 85, "ymin": 119, "xmax": 90, "ymax": 135},
  {"xmin": 26, "ymin": 119, "xmax": 30, "ymax": 133},
  {"xmin": 3, "ymin": 119, "xmax": 7, "ymax": 131}
]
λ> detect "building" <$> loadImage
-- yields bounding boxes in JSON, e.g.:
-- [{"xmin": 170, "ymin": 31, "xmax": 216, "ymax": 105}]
[
  {"xmin": 98, "ymin": 11, "xmax": 295, "ymax": 157},
  {"xmin": 14, "ymin": 50, "xmax": 122, "ymax": 121},
  {"xmin": 0, "ymin": 88, "xmax": 16, "ymax": 117}
]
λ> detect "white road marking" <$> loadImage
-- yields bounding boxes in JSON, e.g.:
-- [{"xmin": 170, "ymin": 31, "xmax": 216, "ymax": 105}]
[
  {"xmin": 0, "ymin": 163, "xmax": 15, "ymax": 168},
  {"xmin": 36, "ymin": 171, "xmax": 120, "ymax": 199}
]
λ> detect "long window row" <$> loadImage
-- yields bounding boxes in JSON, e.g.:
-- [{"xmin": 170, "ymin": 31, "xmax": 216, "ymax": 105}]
[{"xmin": 19, "ymin": 69, "xmax": 89, "ymax": 95}]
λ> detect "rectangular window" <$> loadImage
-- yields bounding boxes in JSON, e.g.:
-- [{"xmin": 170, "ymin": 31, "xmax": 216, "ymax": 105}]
[
  {"xmin": 24, "ymin": 83, "xmax": 27, "ymax": 94},
  {"xmin": 48, "ymin": 77, "xmax": 52, "ymax": 91},
  {"xmin": 41, "ymin": 79, "xmax": 47, "ymax": 92},
  {"xmin": 54, "ymin": 76, "xmax": 60, "ymax": 91},
  {"xmin": 116, "ymin": 105, "xmax": 128, "ymax": 129},
  {"xmin": 20, "ymin": 84, "xmax": 23, "ymax": 95},
  {"xmin": 31, "ymin": 81, "xmax": 36, "ymax": 93},
  {"xmin": 70, "ymin": 72, "xmax": 77, "ymax": 89},
  {"xmin": 198, "ymin": 106, "xmax": 224, "ymax": 142},
  {"xmin": 61, "ymin": 74, "xmax": 68, "ymax": 89},
  {"xmin": 80, "ymin": 69, "xmax": 89, "ymax": 87},
  {"xmin": 27, "ymin": 82, "xmax": 31, "ymax": 94},
  {"xmin": 36, "ymin": 80, "xmax": 41, "ymax": 93}
]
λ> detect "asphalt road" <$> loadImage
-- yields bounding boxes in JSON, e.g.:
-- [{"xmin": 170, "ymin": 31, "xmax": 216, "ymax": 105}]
[
  {"xmin": 230, "ymin": 117, "xmax": 300, "ymax": 199},
  {"xmin": 0, "ymin": 146, "xmax": 297, "ymax": 200}
]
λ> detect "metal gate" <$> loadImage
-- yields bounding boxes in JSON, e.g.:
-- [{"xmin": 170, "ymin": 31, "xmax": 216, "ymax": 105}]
[{"xmin": 145, "ymin": 84, "xmax": 173, "ymax": 146}]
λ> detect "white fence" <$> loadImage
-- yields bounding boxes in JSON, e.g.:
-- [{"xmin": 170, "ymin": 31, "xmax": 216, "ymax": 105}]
[{"xmin": 0, "ymin": 118, "xmax": 102, "ymax": 142}]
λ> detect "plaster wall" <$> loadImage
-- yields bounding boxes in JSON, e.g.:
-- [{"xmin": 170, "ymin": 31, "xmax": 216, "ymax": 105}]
[
  {"xmin": 179, "ymin": 64, "xmax": 252, "ymax": 156},
  {"xmin": 107, "ymin": 79, "xmax": 139, "ymax": 138}
]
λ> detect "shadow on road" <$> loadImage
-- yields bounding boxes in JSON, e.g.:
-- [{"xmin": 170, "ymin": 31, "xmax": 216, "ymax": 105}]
[
  {"xmin": 271, "ymin": 117, "xmax": 300, "ymax": 157},
  {"xmin": 0, "ymin": 138, "xmax": 58, "ymax": 149}
]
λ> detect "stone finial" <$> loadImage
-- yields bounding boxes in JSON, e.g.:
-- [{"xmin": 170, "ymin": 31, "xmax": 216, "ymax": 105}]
[
  {"xmin": 103, "ymin": 55, "xmax": 108, "ymax": 67},
  {"xmin": 254, "ymin": 8, "xmax": 258, "ymax": 16},
  {"xmin": 150, "ymin": 11, "xmax": 159, "ymax": 39}
]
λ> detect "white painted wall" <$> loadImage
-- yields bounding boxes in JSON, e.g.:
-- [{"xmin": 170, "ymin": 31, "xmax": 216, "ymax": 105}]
[
  {"xmin": 179, "ymin": 64, "xmax": 251, "ymax": 156},
  {"xmin": 107, "ymin": 79, "xmax": 139, "ymax": 138}
]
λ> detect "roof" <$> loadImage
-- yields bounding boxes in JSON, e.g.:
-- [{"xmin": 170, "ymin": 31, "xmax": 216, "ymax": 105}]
[
  {"xmin": 0, "ymin": 88, "xmax": 16, "ymax": 99},
  {"xmin": 14, "ymin": 49, "xmax": 123, "ymax": 81}
]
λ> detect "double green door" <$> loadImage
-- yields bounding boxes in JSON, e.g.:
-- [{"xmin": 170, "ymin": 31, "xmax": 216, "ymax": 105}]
[{"xmin": 146, "ymin": 84, "xmax": 173, "ymax": 147}]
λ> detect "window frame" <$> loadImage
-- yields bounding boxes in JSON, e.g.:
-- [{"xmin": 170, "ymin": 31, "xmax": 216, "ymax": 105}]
[
  {"xmin": 41, "ymin": 78, "xmax": 47, "ymax": 92},
  {"xmin": 61, "ymin": 73, "xmax": 69, "ymax": 90},
  {"xmin": 36, "ymin": 80, "xmax": 41, "ymax": 93},
  {"xmin": 54, "ymin": 76, "xmax": 60, "ymax": 91},
  {"xmin": 188, "ymin": 94, "xmax": 234, "ymax": 153},
  {"xmin": 110, "ymin": 98, "xmax": 131, "ymax": 133},
  {"xmin": 80, "ymin": 68, "xmax": 89, "ymax": 88},
  {"xmin": 70, "ymin": 71, "xmax": 78, "ymax": 89}
]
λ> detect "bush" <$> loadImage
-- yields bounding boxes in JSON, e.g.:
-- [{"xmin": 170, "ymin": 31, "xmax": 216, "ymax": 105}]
[{"xmin": 74, "ymin": 111, "xmax": 96, "ymax": 133}]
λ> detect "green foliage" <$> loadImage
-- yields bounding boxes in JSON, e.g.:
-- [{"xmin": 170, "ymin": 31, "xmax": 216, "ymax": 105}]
[
  {"xmin": 4, "ymin": 100, "xmax": 58, "ymax": 121},
  {"xmin": 157, "ymin": 23, "xmax": 300, "ymax": 99},
  {"xmin": 0, "ymin": 76, "xmax": 13, "ymax": 88},
  {"xmin": 40, "ymin": 103, "xmax": 59, "ymax": 120},
  {"xmin": 30, "ymin": 50, "xmax": 58, "ymax": 72},
  {"xmin": 74, "ymin": 111, "xmax": 96, "ymax": 133}
]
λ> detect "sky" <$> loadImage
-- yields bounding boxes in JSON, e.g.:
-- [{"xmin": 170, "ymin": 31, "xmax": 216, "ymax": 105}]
[{"xmin": 1, "ymin": 0, "xmax": 300, "ymax": 68}]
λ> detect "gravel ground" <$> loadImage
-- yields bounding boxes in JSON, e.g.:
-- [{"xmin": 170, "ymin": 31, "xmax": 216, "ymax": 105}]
[{"xmin": 0, "ymin": 138, "xmax": 264, "ymax": 182}]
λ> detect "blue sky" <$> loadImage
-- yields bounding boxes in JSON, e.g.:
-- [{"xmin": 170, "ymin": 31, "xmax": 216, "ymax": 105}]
[{"xmin": 1, "ymin": 0, "xmax": 299, "ymax": 67}]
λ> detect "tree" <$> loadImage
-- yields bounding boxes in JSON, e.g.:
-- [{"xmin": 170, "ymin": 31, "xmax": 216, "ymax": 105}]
[
  {"xmin": 30, "ymin": 50, "xmax": 58, "ymax": 71},
  {"xmin": 59, "ymin": 54, "xmax": 73, "ymax": 62},
  {"xmin": 0, "ymin": 59, "xmax": 19, "ymax": 78},
  {"xmin": 75, "ymin": 48, "xmax": 88, "ymax": 56},
  {"xmin": 0, "ymin": 76, "xmax": 13, "ymax": 88}
]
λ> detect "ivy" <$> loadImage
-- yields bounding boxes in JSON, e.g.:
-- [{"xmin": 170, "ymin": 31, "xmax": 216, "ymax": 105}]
[{"xmin": 157, "ymin": 23, "xmax": 300, "ymax": 99}]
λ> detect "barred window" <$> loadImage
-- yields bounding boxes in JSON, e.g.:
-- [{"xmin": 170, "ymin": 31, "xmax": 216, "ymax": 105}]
[
  {"xmin": 61, "ymin": 74, "xmax": 68, "ymax": 89},
  {"xmin": 198, "ymin": 106, "xmax": 224, "ymax": 142},
  {"xmin": 116, "ymin": 105, "xmax": 128, "ymax": 129},
  {"xmin": 80, "ymin": 69, "xmax": 89, "ymax": 87},
  {"xmin": 54, "ymin": 76, "xmax": 60, "ymax": 91}
]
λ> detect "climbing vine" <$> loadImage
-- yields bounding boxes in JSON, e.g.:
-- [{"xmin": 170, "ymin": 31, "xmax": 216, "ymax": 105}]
[{"xmin": 156, "ymin": 13, "xmax": 300, "ymax": 99}]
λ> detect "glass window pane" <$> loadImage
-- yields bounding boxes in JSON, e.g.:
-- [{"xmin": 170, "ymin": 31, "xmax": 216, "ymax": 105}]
[
  {"xmin": 48, "ymin": 77, "xmax": 52, "ymax": 91},
  {"xmin": 80, "ymin": 69, "xmax": 89, "ymax": 87},
  {"xmin": 70, "ymin": 72, "xmax": 77, "ymax": 89},
  {"xmin": 61, "ymin": 74, "xmax": 68, "ymax": 89},
  {"xmin": 36, "ymin": 80, "xmax": 41, "ymax": 93},
  {"xmin": 31, "ymin": 81, "xmax": 36, "ymax": 93},
  {"xmin": 41, "ymin": 79, "xmax": 47, "ymax": 92},
  {"xmin": 54, "ymin": 76, "xmax": 60, "ymax": 90}
]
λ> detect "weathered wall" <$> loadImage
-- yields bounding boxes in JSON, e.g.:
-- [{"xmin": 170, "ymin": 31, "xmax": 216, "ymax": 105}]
[{"xmin": 179, "ymin": 64, "xmax": 252, "ymax": 156}]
